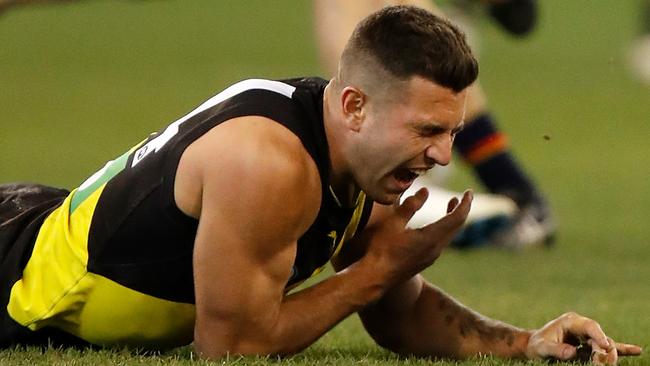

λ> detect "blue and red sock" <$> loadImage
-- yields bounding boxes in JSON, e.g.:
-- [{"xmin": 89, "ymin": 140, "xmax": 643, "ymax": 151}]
[{"xmin": 454, "ymin": 113, "xmax": 538, "ymax": 207}]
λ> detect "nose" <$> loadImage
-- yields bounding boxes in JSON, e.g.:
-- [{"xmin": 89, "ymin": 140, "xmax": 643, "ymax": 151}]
[{"xmin": 425, "ymin": 133, "xmax": 453, "ymax": 166}]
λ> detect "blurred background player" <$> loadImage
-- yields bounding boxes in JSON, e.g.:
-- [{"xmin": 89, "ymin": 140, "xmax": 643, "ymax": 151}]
[
  {"xmin": 314, "ymin": 0, "xmax": 556, "ymax": 249},
  {"xmin": 628, "ymin": 0, "xmax": 650, "ymax": 84}
]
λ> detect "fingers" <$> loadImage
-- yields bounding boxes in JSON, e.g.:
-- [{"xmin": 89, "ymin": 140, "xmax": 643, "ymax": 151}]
[
  {"xmin": 615, "ymin": 341, "xmax": 643, "ymax": 356},
  {"xmin": 415, "ymin": 189, "xmax": 472, "ymax": 237},
  {"xmin": 561, "ymin": 312, "xmax": 610, "ymax": 350},
  {"xmin": 589, "ymin": 337, "xmax": 618, "ymax": 365},
  {"xmin": 396, "ymin": 188, "xmax": 429, "ymax": 221},
  {"xmin": 420, "ymin": 190, "xmax": 472, "ymax": 234},
  {"xmin": 456, "ymin": 190, "xmax": 473, "ymax": 215},
  {"xmin": 534, "ymin": 340, "xmax": 577, "ymax": 360},
  {"xmin": 591, "ymin": 348, "xmax": 617, "ymax": 365},
  {"xmin": 446, "ymin": 196, "xmax": 459, "ymax": 214},
  {"xmin": 558, "ymin": 313, "xmax": 642, "ymax": 360},
  {"xmin": 440, "ymin": 189, "xmax": 473, "ymax": 226},
  {"xmin": 590, "ymin": 338, "xmax": 642, "ymax": 365},
  {"xmin": 530, "ymin": 312, "xmax": 642, "ymax": 364},
  {"xmin": 591, "ymin": 338, "xmax": 642, "ymax": 364}
]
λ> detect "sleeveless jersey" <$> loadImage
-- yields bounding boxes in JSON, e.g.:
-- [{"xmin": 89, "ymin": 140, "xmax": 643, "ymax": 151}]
[{"xmin": 4, "ymin": 78, "xmax": 373, "ymax": 349}]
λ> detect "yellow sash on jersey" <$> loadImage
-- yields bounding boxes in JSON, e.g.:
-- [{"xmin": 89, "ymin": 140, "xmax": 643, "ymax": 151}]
[{"xmin": 7, "ymin": 185, "xmax": 195, "ymax": 348}]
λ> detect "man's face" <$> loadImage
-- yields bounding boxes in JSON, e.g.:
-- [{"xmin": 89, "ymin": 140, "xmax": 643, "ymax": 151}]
[{"xmin": 348, "ymin": 76, "xmax": 467, "ymax": 204}]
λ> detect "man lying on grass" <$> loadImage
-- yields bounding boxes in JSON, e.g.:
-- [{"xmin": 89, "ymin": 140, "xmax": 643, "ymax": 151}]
[{"xmin": 0, "ymin": 5, "xmax": 641, "ymax": 365}]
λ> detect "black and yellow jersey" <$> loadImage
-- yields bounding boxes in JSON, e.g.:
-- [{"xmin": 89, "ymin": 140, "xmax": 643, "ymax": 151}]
[{"xmin": 1, "ymin": 78, "xmax": 373, "ymax": 349}]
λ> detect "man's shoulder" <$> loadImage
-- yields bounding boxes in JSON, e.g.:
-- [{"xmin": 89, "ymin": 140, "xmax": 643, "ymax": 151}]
[
  {"xmin": 175, "ymin": 115, "xmax": 322, "ymax": 220},
  {"xmin": 187, "ymin": 115, "xmax": 322, "ymax": 194},
  {"xmin": 172, "ymin": 78, "xmax": 328, "ymax": 220},
  {"xmin": 213, "ymin": 77, "xmax": 327, "ymax": 103}
]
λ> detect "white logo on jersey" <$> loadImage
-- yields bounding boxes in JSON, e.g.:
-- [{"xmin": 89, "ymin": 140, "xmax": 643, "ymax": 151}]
[{"xmin": 131, "ymin": 79, "xmax": 296, "ymax": 168}]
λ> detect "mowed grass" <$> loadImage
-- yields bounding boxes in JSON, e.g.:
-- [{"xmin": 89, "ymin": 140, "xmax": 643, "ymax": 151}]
[{"xmin": 1, "ymin": 0, "xmax": 649, "ymax": 365}]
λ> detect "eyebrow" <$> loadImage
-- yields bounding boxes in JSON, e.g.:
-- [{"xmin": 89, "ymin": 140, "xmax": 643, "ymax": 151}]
[{"xmin": 415, "ymin": 121, "xmax": 465, "ymax": 135}]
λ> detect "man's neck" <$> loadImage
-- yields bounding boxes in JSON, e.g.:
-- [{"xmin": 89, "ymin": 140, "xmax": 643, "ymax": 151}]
[{"xmin": 322, "ymin": 80, "xmax": 359, "ymax": 208}]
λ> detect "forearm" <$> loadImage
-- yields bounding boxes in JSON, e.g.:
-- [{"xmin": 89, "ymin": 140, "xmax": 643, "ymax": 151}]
[
  {"xmin": 194, "ymin": 258, "xmax": 385, "ymax": 358},
  {"xmin": 360, "ymin": 279, "xmax": 531, "ymax": 360},
  {"xmin": 274, "ymin": 261, "xmax": 385, "ymax": 354}
]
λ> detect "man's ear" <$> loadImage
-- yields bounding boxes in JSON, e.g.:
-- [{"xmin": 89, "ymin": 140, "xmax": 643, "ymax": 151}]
[{"xmin": 340, "ymin": 86, "xmax": 366, "ymax": 132}]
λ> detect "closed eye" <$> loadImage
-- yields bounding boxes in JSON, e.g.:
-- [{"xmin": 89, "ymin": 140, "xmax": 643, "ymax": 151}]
[
  {"xmin": 414, "ymin": 122, "xmax": 464, "ymax": 137},
  {"xmin": 416, "ymin": 125, "xmax": 445, "ymax": 137}
]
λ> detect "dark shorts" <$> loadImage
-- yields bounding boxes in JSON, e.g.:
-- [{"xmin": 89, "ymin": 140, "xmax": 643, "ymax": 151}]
[{"xmin": 0, "ymin": 183, "xmax": 85, "ymax": 348}]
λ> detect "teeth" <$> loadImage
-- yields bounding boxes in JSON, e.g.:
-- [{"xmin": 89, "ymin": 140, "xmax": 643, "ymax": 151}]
[{"xmin": 409, "ymin": 169, "xmax": 426, "ymax": 177}]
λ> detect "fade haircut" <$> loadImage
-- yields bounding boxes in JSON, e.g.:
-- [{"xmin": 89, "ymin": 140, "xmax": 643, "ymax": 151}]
[{"xmin": 338, "ymin": 5, "xmax": 478, "ymax": 93}]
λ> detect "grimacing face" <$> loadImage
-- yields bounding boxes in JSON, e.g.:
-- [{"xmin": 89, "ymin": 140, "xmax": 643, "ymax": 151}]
[{"xmin": 348, "ymin": 76, "xmax": 467, "ymax": 205}]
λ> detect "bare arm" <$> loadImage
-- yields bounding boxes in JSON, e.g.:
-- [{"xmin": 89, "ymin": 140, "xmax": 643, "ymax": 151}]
[
  {"xmin": 338, "ymin": 199, "xmax": 528, "ymax": 358},
  {"xmin": 358, "ymin": 274, "xmax": 530, "ymax": 358},
  {"xmin": 334, "ymin": 197, "xmax": 642, "ymax": 363},
  {"xmin": 331, "ymin": 193, "xmax": 527, "ymax": 360},
  {"xmin": 182, "ymin": 120, "xmax": 476, "ymax": 358},
  {"xmin": 186, "ymin": 117, "xmax": 387, "ymax": 358}
]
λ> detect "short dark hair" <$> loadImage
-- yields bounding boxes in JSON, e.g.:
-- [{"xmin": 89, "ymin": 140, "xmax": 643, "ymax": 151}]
[{"xmin": 342, "ymin": 5, "xmax": 478, "ymax": 92}]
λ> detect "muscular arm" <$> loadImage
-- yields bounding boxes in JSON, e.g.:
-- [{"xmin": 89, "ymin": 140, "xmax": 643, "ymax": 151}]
[
  {"xmin": 333, "ymin": 200, "xmax": 528, "ymax": 360},
  {"xmin": 360, "ymin": 275, "xmax": 530, "ymax": 358},
  {"xmin": 183, "ymin": 117, "xmax": 387, "ymax": 358},
  {"xmin": 334, "ymin": 201, "xmax": 642, "ymax": 363}
]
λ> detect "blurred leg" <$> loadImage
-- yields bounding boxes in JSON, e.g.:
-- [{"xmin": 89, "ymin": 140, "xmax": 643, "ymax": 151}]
[
  {"xmin": 628, "ymin": 0, "xmax": 650, "ymax": 84},
  {"xmin": 313, "ymin": 0, "xmax": 445, "ymax": 78}
]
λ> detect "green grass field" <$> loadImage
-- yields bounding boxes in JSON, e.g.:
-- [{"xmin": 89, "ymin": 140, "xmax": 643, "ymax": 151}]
[{"xmin": 1, "ymin": 0, "xmax": 649, "ymax": 365}]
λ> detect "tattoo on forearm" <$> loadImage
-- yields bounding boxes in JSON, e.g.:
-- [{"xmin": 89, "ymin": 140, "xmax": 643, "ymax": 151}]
[
  {"xmin": 438, "ymin": 296, "xmax": 515, "ymax": 347},
  {"xmin": 458, "ymin": 312, "xmax": 515, "ymax": 346}
]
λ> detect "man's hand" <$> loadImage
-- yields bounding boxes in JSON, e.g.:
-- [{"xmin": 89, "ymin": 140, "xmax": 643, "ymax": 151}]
[
  {"xmin": 526, "ymin": 312, "xmax": 642, "ymax": 365},
  {"xmin": 357, "ymin": 188, "xmax": 473, "ymax": 288}
]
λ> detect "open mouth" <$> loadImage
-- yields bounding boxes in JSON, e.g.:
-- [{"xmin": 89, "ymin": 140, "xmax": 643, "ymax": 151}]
[{"xmin": 393, "ymin": 168, "xmax": 426, "ymax": 184}]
